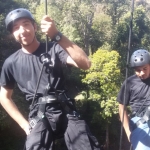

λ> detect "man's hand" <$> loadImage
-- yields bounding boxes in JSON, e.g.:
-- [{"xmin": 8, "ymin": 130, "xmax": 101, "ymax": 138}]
[
  {"xmin": 0, "ymin": 87, "xmax": 32, "ymax": 135},
  {"xmin": 126, "ymin": 131, "xmax": 131, "ymax": 142},
  {"xmin": 41, "ymin": 15, "xmax": 58, "ymax": 39},
  {"xmin": 119, "ymin": 104, "xmax": 131, "ymax": 142},
  {"xmin": 40, "ymin": 16, "xmax": 91, "ymax": 70},
  {"xmin": 21, "ymin": 122, "xmax": 31, "ymax": 135}
]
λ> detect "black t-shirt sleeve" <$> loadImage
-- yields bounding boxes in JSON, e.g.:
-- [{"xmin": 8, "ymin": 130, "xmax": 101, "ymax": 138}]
[
  {"xmin": 117, "ymin": 79, "xmax": 130, "ymax": 106},
  {"xmin": 54, "ymin": 43, "xmax": 69, "ymax": 65},
  {"xmin": 0, "ymin": 58, "xmax": 15, "ymax": 89}
]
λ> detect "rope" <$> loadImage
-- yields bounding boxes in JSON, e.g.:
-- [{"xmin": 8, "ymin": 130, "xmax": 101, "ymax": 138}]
[
  {"xmin": 30, "ymin": 0, "xmax": 49, "ymax": 108},
  {"xmin": 45, "ymin": 0, "xmax": 48, "ymax": 54},
  {"xmin": 119, "ymin": 0, "xmax": 135, "ymax": 150}
]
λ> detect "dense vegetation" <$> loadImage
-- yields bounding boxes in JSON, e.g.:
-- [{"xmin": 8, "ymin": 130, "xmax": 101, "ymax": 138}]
[{"xmin": 0, "ymin": 0, "xmax": 150, "ymax": 149}]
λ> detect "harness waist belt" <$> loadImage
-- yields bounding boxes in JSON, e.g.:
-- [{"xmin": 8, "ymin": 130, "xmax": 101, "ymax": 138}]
[
  {"xmin": 38, "ymin": 95, "xmax": 59, "ymax": 104},
  {"xmin": 136, "ymin": 118, "xmax": 146, "ymax": 127}
]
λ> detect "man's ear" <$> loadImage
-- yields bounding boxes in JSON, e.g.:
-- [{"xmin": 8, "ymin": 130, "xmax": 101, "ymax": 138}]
[
  {"xmin": 9, "ymin": 34, "xmax": 14, "ymax": 39},
  {"xmin": 34, "ymin": 23, "xmax": 37, "ymax": 32}
]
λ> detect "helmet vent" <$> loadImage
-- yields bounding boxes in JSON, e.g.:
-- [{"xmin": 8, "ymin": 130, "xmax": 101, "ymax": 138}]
[
  {"xmin": 140, "ymin": 58, "xmax": 144, "ymax": 61},
  {"xmin": 5, "ymin": 8, "xmax": 35, "ymax": 32},
  {"xmin": 130, "ymin": 49, "xmax": 150, "ymax": 67},
  {"xmin": 17, "ymin": 10, "xmax": 21, "ymax": 13}
]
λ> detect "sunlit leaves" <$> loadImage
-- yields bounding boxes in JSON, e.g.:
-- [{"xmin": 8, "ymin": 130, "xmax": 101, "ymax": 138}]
[{"xmin": 82, "ymin": 49, "xmax": 122, "ymax": 118}]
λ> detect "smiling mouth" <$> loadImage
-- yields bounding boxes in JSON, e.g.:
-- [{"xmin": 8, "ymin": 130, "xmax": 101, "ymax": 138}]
[
  {"xmin": 140, "ymin": 76, "xmax": 146, "ymax": 79},
  {"xmin": 21, "ymin": 36, "xmax": 28, "ymax": 39}
]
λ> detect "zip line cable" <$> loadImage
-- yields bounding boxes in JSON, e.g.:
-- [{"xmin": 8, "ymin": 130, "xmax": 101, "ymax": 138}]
[{"xmin": 119, "ymin": 0, "xmax": 135, "ymax": 150}]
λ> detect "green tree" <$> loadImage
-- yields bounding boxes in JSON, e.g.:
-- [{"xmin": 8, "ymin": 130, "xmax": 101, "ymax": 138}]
[
  {"xmin": 111, "ymin": 5, "xmax": 150, "ymax": 76},
  {"xmin": 34, "ymin": 0, "xmax": 102, "ymax": 55},
  {"xmin": 82, "ymin": 49, "xmax": 121, "ymax": 118},
  {"xmin": 80, "ymin": 49, "xmax": 123, "ymax": 149}
]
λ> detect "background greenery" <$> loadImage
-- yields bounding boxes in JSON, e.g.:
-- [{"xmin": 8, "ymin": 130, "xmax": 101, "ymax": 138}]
[{"xmin": 0, "ymin": 0, "xmax": 150, "ymax": 150}]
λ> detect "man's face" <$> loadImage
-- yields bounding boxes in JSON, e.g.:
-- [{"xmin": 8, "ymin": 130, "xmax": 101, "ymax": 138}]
[
  {"xmin": 12, "ymin": 18, "xmax": 36, "ymax": 46},
  {"xmin": 134, "ymin": 64, "xmax": 150, "ymax": 80}
]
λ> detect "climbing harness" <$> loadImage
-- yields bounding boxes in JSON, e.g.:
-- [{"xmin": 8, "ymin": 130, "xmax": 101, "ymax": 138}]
[
  {"xmin": 28, "ymin": 0, "xmax": 79, "ymax": 129},
  {"xmin": 23, "ymin": 1, "xmax": 80, "ymax": 149}
]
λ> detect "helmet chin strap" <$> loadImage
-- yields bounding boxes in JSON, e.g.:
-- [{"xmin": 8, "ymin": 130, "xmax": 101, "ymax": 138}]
[
  {"xmin": 21, "ymin": 35, "xmax": 36, "ymax": 47},
  {"xmin": 13, "ymin": 29, "xmax": 37, "ymax": 47}
]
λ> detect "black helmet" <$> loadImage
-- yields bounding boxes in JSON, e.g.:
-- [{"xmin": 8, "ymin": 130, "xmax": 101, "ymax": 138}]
[
  {"xmin": 5, "ymin": 8, "xmax": 35, "ymax": 32},
  {"xmin": 130, "ymin": 49, "xmax": 150, "ymax": 67}
]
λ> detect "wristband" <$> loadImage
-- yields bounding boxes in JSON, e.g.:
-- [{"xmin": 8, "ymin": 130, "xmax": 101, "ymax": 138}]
[{"xmin": 51, "ymin": 32, "xmax": 62, "ymax": 42}]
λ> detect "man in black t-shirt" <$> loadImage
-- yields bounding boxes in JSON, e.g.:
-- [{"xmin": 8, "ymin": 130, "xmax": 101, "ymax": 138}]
[
  {"xmin": 0, "ymin": 8, "xmax": 100, "ymax": 150},
  {"xmin": 117, "ymin": 49, "xmax": 150, "ymax": 150}
]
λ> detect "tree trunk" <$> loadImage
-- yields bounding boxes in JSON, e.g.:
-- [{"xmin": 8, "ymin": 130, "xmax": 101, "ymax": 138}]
[{"xmin": 105, "ymin": 122, "xmax": 109, "ymax": 150}]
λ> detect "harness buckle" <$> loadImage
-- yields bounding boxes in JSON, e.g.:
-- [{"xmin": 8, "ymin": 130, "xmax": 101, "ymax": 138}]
[
  {"xmin": 29, "ymin": 118, "xmax": 38, "ymax": 128},
  {"xmin": 73, "ymin": 111, "xmax": 80, "ymax": 118},
  {"xmin": 38, "ymin": 95, "xmax": 58, "ymax": 104}
]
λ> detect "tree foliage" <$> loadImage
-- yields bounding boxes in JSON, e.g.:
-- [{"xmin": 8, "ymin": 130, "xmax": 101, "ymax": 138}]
[
  {"xmin": 82, "ymin": 49, "xmax": 122, "ymax": 118},
  {"xmin": 0, "ymin": 0, "xmax": 150, "ymax": 149},
  {"xmin": 34, "ymin": 0, "xmax": 102, "ymax": 55}
]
